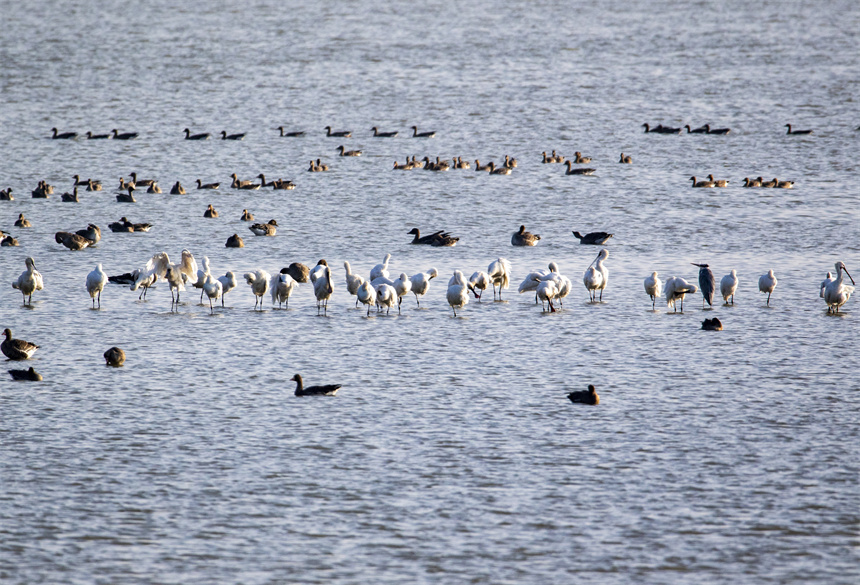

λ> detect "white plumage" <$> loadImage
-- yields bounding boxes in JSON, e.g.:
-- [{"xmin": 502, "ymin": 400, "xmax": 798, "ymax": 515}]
[
  {"xmin": 313, "ymin": 265, "xmax": 333, "ymax": 314},
  {"xmin": 469, "ymin": 271, "xmax": 491, "ymax": 300},
  {"xmin": 375, "ymin": 282, "xmax": 397, "ymax": 314},
  {"xmin": 720, "ymin": 269, "xmax": 739, "ymax": 305},
  {"xmin": 12, "ymin": 257, "xmax": 44, "ymax": 305},
  {"xmin": 820, "ymin": 272, "xmax": 833, "ymax": 299},
  {"xmin": 409, "ymin": 268, "xmax": 438, "ymax": 306},
  {"xmin": 487, "ymin": 258, "xmax": 512, "ymax": 299},
  {"xmin": 357, "ymin": 280, "xmax": 376, "ymax": 315},
  {"xmin": 86, "ymin": 263, "xmax": 108, "ymax": 308},
  {"xmin": 203, "ymin": 274, "xmax": 222, "ymax": 313},
  {"xmin": 179, "ymin": 249, "xmax": 198, "ymax": 284},
  {"xmin": 244, "ymin": 269, "xmax": 271, "ymax": 310},
  {"xmin": 192, "ymin": 256, "xmax": 211, "ymax": 302},
  {"xmin": 823, "ymin": 262, "xmax": 855, "ymax": 314},
  {"xmin": 270, "ymin": 272, "xmax": 297, "ymax": 309},
  {"xmin": 370, "ymin": 253, "xmax": 392, "ymax": 282},
  {"xmin": 665, "ymin": 276, "xmax": 698, "ymax": 312},
  {"xmin": 583, "ymin": 249, "xmax": 609, "ymax": 302},
  {"xmin": 217, "ymin": 271, "xmax": 238, "ymax": 306},
  {"xmin": 447, "ymin": 270, "xmax": 472, "ymax": 316},
  {"xmin": 344, "ymin": 261, "xmax": 365, "ymax": 307},
  {"xmin": 392, "ymin": 273, "xmax": 412, "ymax": 312},
  {"xmin": 758, "ymin": 269, "xmax": 778, "ymax": 306},
  {"xmin": 536, "ymin": 277, "xmax": 559, "ymax": 312}
]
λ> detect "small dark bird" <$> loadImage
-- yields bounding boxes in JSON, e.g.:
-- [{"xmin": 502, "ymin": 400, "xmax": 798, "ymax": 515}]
[
  {"xmin": 684, "ymin": 124, "xmax": 708, "ymax": 134},
  {"xmin": 785, "ymin": 124, "xmax": 813, "ymax": 135},
  {"xmin": 61, "ymin": 187, "xmax": 80, "ymax": 202},
  {"xmin": 324, "ymin": 126, "xmax": 352, "ymax": 138},
  {"xmin": 8, "ymin": 367, "xmax": 42, "ymax": 381},
  {"xmin": 221, "ymin": 131, "xmax": 246, "ymax": 140},
  {"xmin": 85, "ymin": 131, "xmax": 110, "ymax": 139},
  {"xmin": 567, "ymin": 385, "xmax": 600, "ymax": 405},
  {"xmin": 702, "ymin": 317, "xmax": 723, "ymax": 331},
  {"xmin": 408, "ymin": 228, "xmax": 459, "ymax": 247},
  {"xmin": 204, "ymin": 204, "xmax": 219, "ymax": 218},
  {"xmin": 104, "ymin": 347, "xmax": 126, "ymax": 367},
  {"xmin": 292, "ymin": 373, "xmax": 341, "ymax": 396},
  {"xmin": 564, "ymin": 161, "xmax": 596, "ymax": 175},
  {"xmin": 1, "ymin": 235, "xmax": 19, "ymax": 246},
  {"xmin": 705, "ymin": 124, "xmax": 730, "ymax": 135},
  {"xmin": 51, "ymin": 127, "xmax": 77, "ymax": 139},
  {"xmin": 112, "ymin": 129, "xmax": 139, "ymax": 140},
  {"xmin": 410, "ymin": 126, "xmax": 436, "ymax": 138},
  {"xmin": 55, "ymin": 231, "xmax": 92, "ymax": 250},
  {"xmin": 183, "ymin": 128, "xmax": 211, "ymax": 140},
  {"xmin": 619, "ymin": 153, "xmax": 632, "ymax": 164},
  {"xmin": 15, "ymin": 213, "xmax": 32, "ymax": 228},
  {"xmin": 196, "ymin": 179, "xmax": 220, "ymax": 189},
  {"xmin": 371, "ymin": 126, "xmax": 398, "ymax": 137},
  {"xmin": 572, "ymin": 231, "xmax": 613, "ymax": 245},
  {"xmin": 170, "ymin": 181, "xmax": 186, "ymax": 195},
  {"xmin": 277, "ymin": 127, "xmax": 305, "ymax": 137},
  {"xmin": 116, "ymin": 186, "xmax": 136, "ymax": 202},
  {"xmin": 241, "ymin": 209, "xmax": 254, "ymax": 221}
]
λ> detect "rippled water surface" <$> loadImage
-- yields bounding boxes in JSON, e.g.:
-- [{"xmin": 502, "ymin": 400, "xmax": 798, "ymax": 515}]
[{"xmin": 1, "ymin": 0, "xmax": 859, "ymax": 583}]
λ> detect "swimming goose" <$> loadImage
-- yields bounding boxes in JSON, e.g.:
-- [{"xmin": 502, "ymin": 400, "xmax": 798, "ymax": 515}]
[
  {"xmin": 393, "ymin": 160, "xmax": 412, "ymax": 170},
  {"xmin": 775, "ymin": 179, "xmax": 794, "ymax": 188},
  {"xmin": 690, "ymin": 176, "xmax": 715, "ymax": 188},
  {"xmin": 109, "ymin": 216, "xmax": 151, "ymax": 232},
  {"xmin": 240, "ymin": 209, "xmax": 254, "ymax": 221},
  {"xmin": 619, "ymin": 153, "xmax": 632, "ymax": 164},
  {"xmin": 564, "ymin": 161, "xmax": 596, "ymax": 175},
  {"xmin": 204, "ymin": 275, "xmax": 223, "ymax": 312},
  {"xmin": 277, "ymin": 127, "xmax": 305, "ymax": 137},
  {"xmin": 103, "ymin": 347, "xmax": 125, "ymax": 367},
  {"xmin": 196, "ymin": 179, "xmax": 219, "ymax": 190},
  {"xmin": 15, "ymin": 213, "xmax": 31, "ymax": 228},
  {"xmin": 411, "ymin": 126, "xmax": 436, "ymax": 138},
  {"xmin": 316, "ymin": 158, "xmax": 330, "ymax": 171},
  {"xmin": 230, "ymin": 173, "xmax": 254, "ymax": 189},
  {"xmin": 61, "ymin": 187, "xmax": 80, "ymax": 202},
  {"xmin": 642, "ymin": 123, "xmax": 660, "ymax": 133},
  {"xmin": 474, "ymin": 160, "xmax": 492, "ymax": 171},
  {"xmin": 567, "ymin": 385, "xmax": 599, "ymax": 404},
  {"xmin": 572, "ymin": 231, "xmax": 613, "ymax": 245},
  {"xmin": 183, "ymin": 128, "xmax": 211, "ymax": 140},
  {"xmin": 256, "ymin": 174, "xmax": 276, "ymax": 187},
  {"xmin": 664, "ymin": 276, "xmax": 697, "ymax": 312},
  {"xmin": 129, "ymin": 172, "xmax": 154, "ymax": 187},
  {"xmin": 758, "ymin": 177, "xmax": 777, "ymax": 188},
  {"xmin": 707, "ymin": 174, "xmax": 729, "ymax": 187},
  {"xmin": 583, "ymin": 249, "xmax": 609, "ymax": 302},
  {"xmin": 203, "ymin": 204, "xmax": 218, "ymax": 218},
  {"xmin": 0, "ymin": 188, "xmax": 13, "ymax": 200},
  {"xmin": 823, "ymin": 262, "xmax": 854, "ymax": 314},
  {"xmin": 702, "ymin": 317, "xmax": 723, "ymax": 331},
  {"xmin": 217, "ymin": 271, "xmax": 238, "ymax": 306},
  {"xmin": 86, "ymin": 131, "xmax": 110, "ymax": 139},
  {"xmin": 705, "ymin": 124, "xmax": 731, "ymax": 135},
  {"xmin": 147, "ymin": 182, "xmax": 162, "ymax": 193},
  {"xmin": 244, "ymin": 269, "xmax": 271, "ymax": 310},
  {"xmin": 220, "ymin": 131, "xmax": 245, "ymax": 140},
  {"xmin": 272, "ymin": 178, "xmax": 296, "ymax": 190},
  {"xmin": 503, "ymin": 155, "xmax": 518, "ymax": 168},
  {"xmin": 249, "ymin": 219, "xmax": 277, "ymax": 236},
  {"xmin": 684, "ymin": 124, "xmax": 708, "ymax": 134},
  {"xmin": 325, "ymin": 126, "xmax": 352, "ymax": 137},
  {"xmin": 487, "ymin": 258, "xmax": 512, "ymax": 300},
  {"xmin": 408, "ymin": 228, "xmax": 459, "ymax": 246},
  {"xmin": 573, "ymin": 152, "xmax": 592, "ymax": 164},
  {"xmin": 31, "ymin": 181, "xmax": 51, "ymax": 198},
  {"xmin": 116, "ymin": 186, "xmax": 136, "ymax": 202},
  {"xmin": 375, "ymin": 282, "xmax": 397, "ymax": 314},
  {"xmin": 344, "ymin": 261, "xmax": 366, "ymax": 307},
  {"xmin": 118, "ymin": 177, "xmax": 134, "ymax": 190},
  {"xmin": 72, "ymin": 175, "xmax": 90, "ymax": 186},
  {"xmin": 112, "ymin": 129, "xmax": 139, "ymax": 140},
  {"xmin": 758, "ymin": 269, "xmax": 778, "ymax": 306},
  {"xmin": 269, "ymin": 272, "xmax": 296, "ymax": 309},
  {"xmin": 51, "ymin": 127, "xmax": 77, "ymax": 139},
  {"xmin": 785, "ymin": 124, "xmax": 813, "ymax": 135},
  {"xmin": 12, "ymin": 257, "xmax": 44, "ymax": 305},
  {"xmin": 308, "ymin": 160, "xmax": 321, "ymax": 172},
  {"xmin": 2, "ymin": 329, "xmax": 40, "ymax": 360},
  {"xmin": 742, "ymin": 177, "xmax": 761, "ymax": 187},
  {"xmin": 644, "ymin": 272, "xmax": 662, "ymax": 309},
  {"xmin": 542, "ymin": 151, "xmax": 553, "ymax": 163},
  {"xmin": 409, "ymin": 268, "xmax": 438, "ymax": 306},
  {"xmin": 8, "ymin": 367, "xmax": 42, "ymax": 381},
  {"xmin": 86, "ymin": 264, "xmax": 108, "ymax": 308},
  {"xmin": 356, "ymin": 280, "xmax": 376, "ymax": 315},
  {"xmin": 55, "ymin": 231, "xmax": 92, "ymax": 250},
  {"xmin": 292, "ymin": 374, "xmax": 341, "ymax": 396},
  {"xmin": 720, "ymin": 269, "xmax": 738, "ymax": 304},
  {"xmin": 454, "ymin": 157, "xmax": 470, "ymax": 169},
  {"xmin": 85, "ymin": 179, "xmax": 102, "ymax": 192},
  {"xmin": 488, "ymin": 161, "xmax": 512, "ymax": 175},
  {"xmin": 313, "ymin": 265, "xmax": 334, "ymax": 315},
  {"xmin": 371, "ymin": 127, "xmax": 398, "ymax": 137},
  {"xmin": 170, "ymin": 181, "xmax": 186, "ymax": 195},
  {"xmin": 512, "ymin": 225, "xmax": 540, "ymax": 246},
  {"xmin": 1, "ymin": 235, "xmax": 19, "ymax": 246},
  {"xmin": 337, "ymin": 145, "xmax": 362, "ymax": 156},
  {"xmin": 370, "ymin": 254, "xmax": 392, "ymax": 282}
]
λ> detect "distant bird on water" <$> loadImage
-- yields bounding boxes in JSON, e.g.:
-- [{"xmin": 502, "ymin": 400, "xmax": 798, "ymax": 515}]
[
  {"xmin": 758, "ymin": 269, "xmax": 778, "ymax": 306},
  {"xmin": 291, "ymin": 374, "xmax": 341, "ymax": 396},
  {"xmin": 8, "ymin": 366, "xmax": 42, "ymax": 381},
  {"xmin": 572, "ymin": 230, "xmax": 613, "ymax": 245},
  {"xmin": 410, "ymin": 126, "xmax": 436, "ymax": 138},
  {"xmin": 2, "ymin": 328, "xmax": 40, "ymax": 360},
  {"xmin": 183, "ymin": 128, "xmax": 211, "ymax": 140},
  {"xmin": 512, "ymin": 225, "xmax": 540, "ymax": 246},
  {"xmin": 568, "ymin": 385, "xmax": 599, "ymax": 405},
  {"xmin": 644, "ymin": 272, "xmax": 662, "ymax": 309},
  {"xmin": 702, "ymin": 317, "xmax": 723, "ymax": 331},
  {"xmin": 692, "ymin": 263, "xmax": 715, "ymax": 308},
  {"xmin": 785, "ymin": 124, "xmax": 813, "ymax": 135},
  {"xmin": 104, "ymin": 347, "xmax": 126, "ymax": 367}
]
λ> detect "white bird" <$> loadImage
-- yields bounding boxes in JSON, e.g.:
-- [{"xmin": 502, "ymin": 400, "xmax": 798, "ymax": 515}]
[
  {"xmin": 357, "ymin": 280, "xmax": 376, "ymax": 315},
  {"xmin": 823, "ymin": 262, "xmax": 855, "ymax": 314},
  {"xmin": 202, "ymin": 274, "xmax": 222, "ymax": 313},
  {"xmin": 270, "ymin": 272, "xmax": 297, "ymax": 309},
  {"xmin": 392, "ymin": 273, "xmax": 412, "ymax": 312},
  {"xmin": 820, "ymin": 272, "xmax": 834, "ymax": 299},
  {"xmin": 447, "ymin": 270, "xmax": 472, "ymax": 316},
  {"xmin": 86, "ymin": 264, "xmax": 108, "ymax": 308},
  {"xmin": 344, "ymin": 261, "xmax": 365, "ymax": 307},
  {"xmin": 536, "ymin": 276, "xmax": 559, "ymax": 312},
  {"xmin": 130, "ymin": 252, "xmax": 168, "ymax": 300},
  {"xmin": 371, "ymin": 275, "xmax": 395, "ymax": 288},
  {"xmin": 519, "ymin": 262, "xmax": 559, "ymax": 302},
  {"xmin": 375, "ymin": 282, "xmax": 397, "ymax": 315},
  {"xmin": 583, "ymin": 249, "xmax": 609, "ymax": 302},
  {"xmin": 165, "ymin": 265, "xmax": 186, "ymax": 307},
  {"xmin": 555, "ymin": 273, "xmax": 572, "ymax": 307},
  {"xmin": 469, "ymin": 271, "xmax": 491, "ymax": 300},
  {"xmin": 217, "ymin": 271, "xmax": 238, "ymax": 306},
  {"xmin": 309, "ymin": 260, "xmax": 329, "ymax": 284},
  {"xmin": 192, "ymin": 256, "xmax": 211, "ymax": 302},
  {"xmin": 720, "ymin": 269, "xmax": 739, "ymax": 305},
  {"xmin": 665, "ymin": 276, "xmax": 698, "ymax": 312},
  {"xmin": 487, "ymin": 258, "xmax": 512, "ymax": 299},
  {"xmin": 370, "ymin": 253, "xmax": 392, "ymax": 282},
  {"xmin": 409, "ymin": 268, "xmax": 438, "ymax": 306},
  {"xmin": 12, "ymin": 257, "xmax": 44, "ymax": 305},
  {"xmin": 313, "ymin": 265, "xmax": 333, "ymax": 314},
  {"xmin": 179, "ymin": 249, "xmax": 198, "ymax": 284},
  {"xmin": 644, "ymin": 271, "xmax": 662, "ymax": 309},
  {"xmin": 758, "ymin": 269, "xmax": 778, "ymax": 306},
  {"xmin": 244, "ymin": 269, "xmax": 271, "ymax": 310}
]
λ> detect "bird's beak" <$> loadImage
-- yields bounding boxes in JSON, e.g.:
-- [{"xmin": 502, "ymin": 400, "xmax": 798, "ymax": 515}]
[{"xmin": 845, "ymin": 267, "xmax": 855, "ymax": 285}]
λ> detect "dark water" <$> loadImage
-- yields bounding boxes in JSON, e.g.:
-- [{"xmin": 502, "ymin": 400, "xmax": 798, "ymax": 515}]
[{"xmin": 1, "ymin": 1, "xmax": 858, "ymax": 583}]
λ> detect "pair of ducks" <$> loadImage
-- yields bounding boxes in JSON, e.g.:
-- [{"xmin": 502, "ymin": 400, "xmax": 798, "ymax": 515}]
[{"xmin": 690, "ymin": 175, "xmax": 729, "ymax": 188}]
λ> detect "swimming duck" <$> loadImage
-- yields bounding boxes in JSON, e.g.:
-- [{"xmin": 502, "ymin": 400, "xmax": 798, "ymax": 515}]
[
  {"xmin": 619, "ymin": 153, "xmax": 632, "ymax": 164},
  {"xmin": 86, "ymin": 131, "xmax": 110, "ymax": 139},
  {"xmin": 15, "ymin": 213, "xmax": 31, "ymax": 228},
  {"xmin": 512, "ymin": 225, "xmax": 540, "ymax": 246},
  {"xmin": 61, "ymin": 187, "xmax": 80, "ymax": 202},
  {"xmin": 170, "ymin": 181, "xmax": 186, "ymax": 195},
  {"xmin": 277, "ymin": 127, "xmax": 305, "ymax": 137},
  {"xmin": 573, "ymin": 151, "xmax": 592, "ymax": 164},
  {"xmin": 183, "ymin": 128, "xmax": 211, "ymax": 140},
  {"xmin": 203, "ymin": 204, "xmax": 218, "ymax": 218},
  {"xmin": 324, "ymin": 126, "xmax": 352, "ymax": 137},
  {"xmin": 249, "ymin": 219, "xmax": 278, "ymax": 236},
  {"xmin": 55, "ymin": 231, "xmax": 92, "ymax": 250},
  {"xmin": 690, "ymin": 176, "xmax": 715, "ymax": 188},
  {"xmin": 147, "ymin": 182, "xmax": 162, "ymax": 193},
  {"xmin": 410, "ymin": 126, "xmax": 436, "ymax": 138},
  {"xmin": 8, "ymin": 366, "xmax": 42, "ymax": 381},
  {"xmin": 292, "ymin": 373, "xmax": 341, "ymax": 396},
  {"xmin": 567, "ymin": 385, "xmax": 599, "ymax": 404},
  {"xmin": 707, "ymin": 174, "xmax": 729, "ymax": 187},
  {"xmin": 221, "ymin": 131, "xmax": 245, "ymax": 140},
  {"xmin": 337, "ymin": 145, "xmax": 362, "ymax": 156},
  {"xmin": 564, "ymin": 161, "xmax": 596, "ymax": 175},
  {"xmin": 112, "ymin": 129, "xmax": 139, "ymax": 140},
  {"xmin": 240, "ymin": 209, "xmax": 254, "ymax": 221},
  {"xmin": 785, "ymin": 124, "xmax": 813, "ymax": 135},
  {"xmin": 572, "ymin": 231, "xmax": 613, "ymax": 245},
  {"xmin": 371, "ymin": 127, "xmax": 398, "ymax": 137},
  {"xmin": 51, "ymin": 127, "xmax": 77, "ymax": 139},
  {"xmin": 705, "ymin": 124, "xmax": 731, "ymax": 135},
  {"xmin": 684, "ymin": 124, "xmax": 708, "ymax": 134},
  {"xmin": 87, "ymin": 179, "xmax": 102, "ymax": 191},
  {"xmin": 116, "ymin": 186, "xmax": 136, "ymax": 202},
  {"xmin": 702, "ymin": 317, "xmax": 723, "ymax": 331},
  {"xmin": 226, "ymin": 234, "xmax": 245, "ymax": 248},
  {"xmin": 104, "ymin": 347, "xmax": 126, "ymax": 367}
]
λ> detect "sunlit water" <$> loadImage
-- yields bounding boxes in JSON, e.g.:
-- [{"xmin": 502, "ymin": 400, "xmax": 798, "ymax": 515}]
[{"xmin": 1, "ymin": 0, "xmax": 858, "ymax": 583}]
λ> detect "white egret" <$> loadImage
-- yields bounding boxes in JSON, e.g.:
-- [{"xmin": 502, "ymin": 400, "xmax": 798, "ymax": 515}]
[
  {"xmin": 644, "ymin": 272, "xmax": 662, "ymax": 309},
  {"xmin": 409, "ymin": 268, "xmax": 438, "ymax": 306},
  {"xmin": 665, "ymin": 276, "xmax": 698, "ymax": 312},
  {"xmin": 86, "ymin": 264, "xmax": 108, "ymax": 308},
  {"xmin": 824, "ymin": 262, "xmax": 855, "ymax": 314},
  {"xmin": 720, "ymin": 270, "xmax": 738, "ymax": 305},
  {"xmin": 758, "ymin": 270, "xmax": 778, "ymax": 306}
]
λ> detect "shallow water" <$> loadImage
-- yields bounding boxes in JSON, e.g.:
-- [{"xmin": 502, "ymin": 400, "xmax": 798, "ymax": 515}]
[{"xmin": 1, "ymin": 0, "xmax": 859, "ymax": 583}]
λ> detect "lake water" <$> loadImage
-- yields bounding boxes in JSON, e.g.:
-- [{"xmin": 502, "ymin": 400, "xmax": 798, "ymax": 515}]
[{"xmin": 1, "ymin": 0, "xmax": 858, "ymax": 583}]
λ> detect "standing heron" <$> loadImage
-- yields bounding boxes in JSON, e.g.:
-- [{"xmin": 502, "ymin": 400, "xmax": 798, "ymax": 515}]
[{"xmin": 692, "ymin": 263, "xmax": 715, "ymax": 308}]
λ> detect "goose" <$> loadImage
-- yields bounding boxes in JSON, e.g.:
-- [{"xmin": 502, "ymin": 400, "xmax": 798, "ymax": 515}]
[
  {"xmin": 375, "ymin": 282, "xmax": 397, "ymax": 314},
  {"xmin": 61, "ymin": 187, "xmax": 80, "ymax": 202},
  {"xmin": 469, "ymin": 271, "xmax": 491, "ymax": 301},
  {"xmin": 344, "ymin": 262, "xmax": 365, "ymax": 307},
  {"xmin": 183, "ymin": 128, "xmax": 211, "ymax": 140},
  {"xmin": 282, "ymin": 263, "xmax": 310, "ymax": 284},
  {"xmin": 249, "ymin": 219, "xmax": 277, "ymax": 236},
  {"xmin": 409, "ymin": 268, "xmax": 438, "ymax": 306},
  {"xmin": 690, "ymin": 176, "xmax": 715, "ymax": 188},
  {"xmin": 392, "ymin": 273, "xmax": 412, "ymax": 312},
  {"xmin": 370, "ymin": 253, "xmax": 392, "ymax": 282},
  {"xmin": 291, "ymin": 374, "xmax": 341, "ymax": 396},
  {"xmin": 1, "ymin": 235, "xmax": 19, "ymax": 246},
  {"xmin": 256, "ymin": 174, "xmax": 277, "ymax": 187},
  {"xmin": 108, "ymin": 218, "xmax": 134, "ymax": 233},
  {"xmin": 191, "ymin": 256, "xmax": 211, "ymax": 302},
  {"xmin": 775, "ymin": 179, "xmax": 794, "ymax": 188},
  {"xmin": 118, "ymin": 216, "xmax": 151, "ymax": 232},
  {"xmin": 720, "ymin": 269, "xmax": 738, "ymax": 305},
  {"xmin": 55, "ymin": 231, "xmax": 92, "ymax": 250},
  {"xmin": 104, "ymin": 347, "xmax": 126, "ymax": 367},
  {"xmin": 658, "ymin": 124, "xmax": 682, "ymax": 134},
  {"xmin": 410, "ymin": 126, "xmax": 436, "ymax": 138},
  {"xmin": 758, "ymin": 269, "xmax": 778, "ymax": 306},
  {"xmin": 2, "ymin": 329, "xmax": 40, "ymax": 360},
  {"xmin": 226, "ymin": 234, "xmax": 244, "ymax": 248},
  {"xmin": 393, "ymin": 160, "xmax": 412, "ymax": 170},
  {"xmin": 665, "ymin": 276, "xmax": 698, "ymax": 312},
  {"xmin": 315, "ymin": 158, "xmax": 329, "ymax": 171},
  {"xmin": 707, "ymin": 174, "xmax": 729, "ymax": 187},
  {"xmin": 785, "ymin": 124, "xmax": 813, "ymax": 135},
  {"xmin": 203, "ymin": 204, "xmax": 218, "ymax": 218},
  {"xmin": 117, "ymin": 177, "xmax": 134, "ymax": 190},
  {"xmin": 324, "ymin": 126, "xmax": 352, "ymax": 137},
  {"xmin": 447, "ymin": 270, "xmax": 472, "ymax": 316},
  {"xmin": 487, "ymin": 258, "xmax": 512, "ymax": 300},
  {"xmin": 85, "ymin": 131, "xmax": 110, "ymax": 139},
  {"xmin": 568, "ymin": 385, "xmax": 599, "ymax": 404},
  {"xmin": 573, "ymin": 152, "xmax": 592, "ymax": 164},
  {"xmin": 31, "ymin": 181, "xmax": 50, "ymax": 198},
  {"xmin": 244, "ymin": 269, "xmax": 271, "ymax": 310},
  {"xmin": 272, "ymin": 179, "xmax": 296, "ymax": 190},
  {"xmin": 72, "ymin": 174, "xmax": 90, "ymax": 186},
  {"xmin": 742, "ymin": 177, "xmax": 761, "ymax": 187},
  {"xmin": 170, "ymin": 181, "xmax": 186, "ymax": 195},
  {"xmin": 487, "ymin": 161, "xmax": 512, "ymax": 175},
  {"xmin": 759, "ymin": 177, "xmax": 777, "ymax": 188},
  {"xmin": 241, "ymin": 209, "xmax": 254, "ymax": 221},
  {"xmin": 619, "ymin": 153, "xmax": 632, "ymax": 164},
  {"xmin": 112, "ymin": 129, "xmax": 139, "ymax": 140},
  {"xmin": 572, "ymin": 231, "xmax": 613, "ymax": 245},
  {"xmin": 86, "ymin": 264, "xmax": 108, "ymax": 308},
  {"xmin": 512, "ymin": 225, "xmax": 540, "ymax": 246},
  {"xmin": 308, "ymin": 160, "xmax": 321, "ymax": 172},
  {"xmin": 684, "ymin": 124, "xmax": 708, "ymax": 134},
  {"xmin": 823, "ymin": 262, "xmax": 855, "ymax": 314},
  {"xmin": 371, "ymin": 127, "xmax": 398, "ymax": 137},
  {"xmin": 550, "ymin": 150, "xmax": 565, "ymax": 163},
  {"xmin": 15, "ymin": 213, "xmax": 31, "ymax": 228},
  {"xmin": 705, "ymin": 124, "xmax": 731, "ymax": 135},
  {"xmin": 230, "ymin": 173, "xmax": 253, "ymax": 189},
  {"xmin": 583, "ymin": 249, "xmax": 609, "ymax": 302},
  {"xmin": 455, "ymin": 157, "xmax": 470, "ymax": 169},
  {"xmin": 692, "ymin": 263, "xmax": 715, "ymax": 308},
  {"xmin": 542, "ymin": 151, "xmax": 553, "ymax": 163},
  {"xmin": 269, "ymin": 272, "xmax": 296, "ymax": 309},
  {"xmin": 147, "ymin": 182, "xmax": 162, "ymax": 193},
  {"xmin": 196, "ymin": 179, "xmax": 220, "ymax": 189},
  {"xmin": 12, "ymin": 257, "xmax": 44, "ymax": 305},
  {"xmin": 0, "ymin": 188, "xmax": 13, "ymax": 200},
  {"xmin": 129, "ymin": 172, "xmax": 154, "ymax": 187},
  {"xmin": 407, "ymin": 228, "xmax": 458, "ymax": 246},
  {"xmin": 702, "ymin": 317, "xmax": 723, "ymax": 331},
  {"xmin": 642, "ymin": 123, "xmax": 660, "ymax": 133},
  {"xmin": 313, "ymin": 265, "xmax": 334, "ymax": 315},
  {"xmin": 51, "ymin": 127, "xmax": 77, "ymax": 139},
  {"xmin": 474, "ymin": 159, "xmax": 492, "ymax": 171},
  {"xmin": 8, "ymin": 367, "xmax": 42, "ymax": 381},
  {"xmin": 357, "ymin": 280, "xmax": 376, "ymax": 315},
  {"xmin": 644, "ymin": 272, "xmax": 662, "ymax": 309},
  {"xmin": 564, "ymin": 161, "xmax": 596, "ymax": 175},
  {"xmin": 239, "ymin": 179, "xmax": 262, "ymax": 190},
  {"xmin": 217, "ymin": 271, "xmax": 238, "ymax": 306},
  {"xmin": 277, "ymin": 127, "xmax": 305, "ymax": 137},
  {"xmin": 336, "ymin": 145, "xmax": 362, "ymax": 156},
  {"xmin": 220, "ymin": 131, "xmax": 245, "ymax": 140},
  {"xmin": 116, "ymin": 186, "xmax": 136, "ymax": 202}
]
